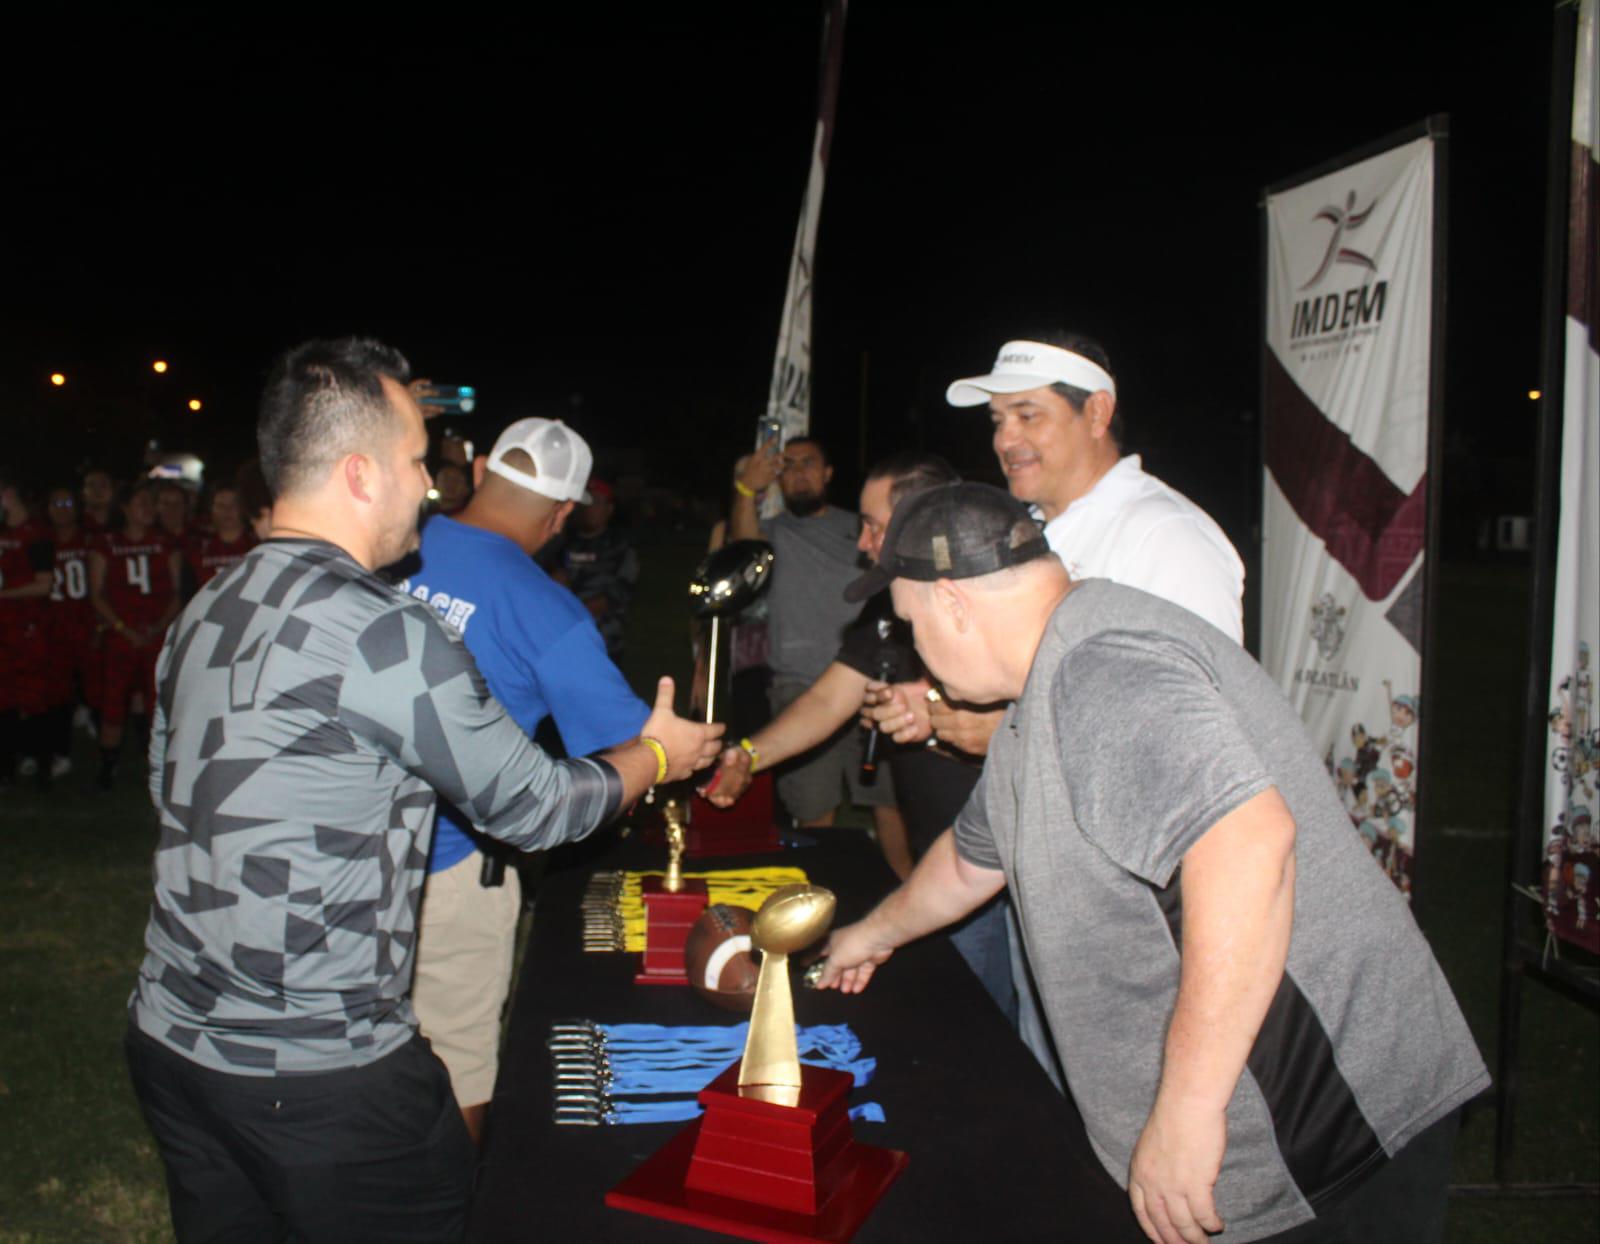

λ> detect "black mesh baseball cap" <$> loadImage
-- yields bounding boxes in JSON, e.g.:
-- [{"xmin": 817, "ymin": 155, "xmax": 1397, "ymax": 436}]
[{"xmin": 843, "ymin": 482, "xmax": 1052, "ymax": 602}]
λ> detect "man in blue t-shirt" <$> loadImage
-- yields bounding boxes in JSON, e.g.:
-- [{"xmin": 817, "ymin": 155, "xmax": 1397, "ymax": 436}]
[{"xmin": 399, "ymin": 417, "xmax": 648, "ymax": 1145}]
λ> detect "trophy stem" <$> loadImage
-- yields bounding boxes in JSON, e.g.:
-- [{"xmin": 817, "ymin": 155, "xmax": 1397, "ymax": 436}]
[
  {"xmin": 738, "ymin": 949, "xmax": 800, "ymax": 1094},
  {"xmin": 704, "ymin": 617, "xmax": 721, "ymax": 725}
]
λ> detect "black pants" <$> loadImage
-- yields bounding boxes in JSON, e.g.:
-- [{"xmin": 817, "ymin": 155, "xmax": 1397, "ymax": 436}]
[
  {"xmin": 126, "ymin": 1026, "xmax": 477, "ymax": 1244},
  {"xmin": 1260, "ymin": 1109, "xmax": 1460, "ymax": 1244}
]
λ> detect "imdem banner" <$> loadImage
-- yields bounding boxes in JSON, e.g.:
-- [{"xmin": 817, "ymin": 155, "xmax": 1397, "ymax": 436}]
[
  {"xmin": 1541, "ymin": 0, "xmax": 1599, "ymax": 954},
  {"xmin": 1263, "ymin": 130, "xmax": 1442, "ymax": 897}
]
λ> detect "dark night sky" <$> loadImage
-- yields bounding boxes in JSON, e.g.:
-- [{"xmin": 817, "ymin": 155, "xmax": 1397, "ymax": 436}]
[{"xmin": 4, "ymin": 2, "xmax": 1558, "ymax": 549}]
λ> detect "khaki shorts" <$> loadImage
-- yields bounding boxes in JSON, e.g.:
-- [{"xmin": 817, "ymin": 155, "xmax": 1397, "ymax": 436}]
[{"xmin": 410, "ymin": 850, "xmax": 522, "ymax": 1109}]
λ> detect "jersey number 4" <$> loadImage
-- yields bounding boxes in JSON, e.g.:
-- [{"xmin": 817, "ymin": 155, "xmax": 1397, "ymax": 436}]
[{"xmin": 126, "ymin": 554, "xmax": 152, "ymax": 595}]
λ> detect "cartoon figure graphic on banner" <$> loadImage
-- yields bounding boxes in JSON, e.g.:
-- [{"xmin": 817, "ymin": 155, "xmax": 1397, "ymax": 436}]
[
  {"xmin": 1379, "ymin": 680, "xmax": 1419, "ymax": 816},
  {"xmin": 1384, "ymin": 816, "xmax": 1413, "ymax": 894},
  {"xmin": 1557, "ymin": 642, "xmax": 1596, "ymax": 790},
  {"xmin": 1544, "ymin": 817, "xmax": 1568, "ymax": 927},
  {"xmin": 1327, "ymin": 692, "xmax": 1419, "ymax": 891},
  {"xmin": 1349, "ymin": 778, "xmax": 1372, "ymax": 823},
  {"xmin": 1546, "ymin": 793, "xmax": 1599, "ymax": 953},
  {"xmin": 1351, "ymin": 723, "xmax": 1382, "ymax": 780},
  {"xmin": 1544, "ymin": 642, "xmax": 1599, "ymax": 949},
  {"xmin": 1333, "ymin": 757, "xmax": 1359, "ymax": 811}
]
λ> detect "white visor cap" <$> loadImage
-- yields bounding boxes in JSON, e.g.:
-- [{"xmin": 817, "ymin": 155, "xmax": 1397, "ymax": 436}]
[
  {"xmin": 485, "ymin": 417, "xmax": 593, "ymax": 504},
  {"xmin": 945, "ymin": 341, "xmax": 1117, "ymax": 407}
]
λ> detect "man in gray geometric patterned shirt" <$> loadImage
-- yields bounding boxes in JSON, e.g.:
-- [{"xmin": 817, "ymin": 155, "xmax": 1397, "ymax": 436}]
[{"xmin": 124, "ymin": 338, "xmax": 721, "ymax": 1243}]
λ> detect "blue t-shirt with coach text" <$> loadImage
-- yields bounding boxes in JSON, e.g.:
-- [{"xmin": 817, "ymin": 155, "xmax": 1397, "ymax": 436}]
[{"xmin": 399, "ymin": 517, "xmax": 649, "ymax": 873}]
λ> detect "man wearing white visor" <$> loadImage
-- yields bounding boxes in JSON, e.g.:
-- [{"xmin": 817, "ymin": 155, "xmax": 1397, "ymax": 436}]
[{"xmin": 948, "ymin": 332, "xmax": 1245, "ymax": 637}]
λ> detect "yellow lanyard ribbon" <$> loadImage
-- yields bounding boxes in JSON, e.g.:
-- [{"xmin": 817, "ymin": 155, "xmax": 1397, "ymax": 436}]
[{"xmin": 618, "ymin": 866, "xmax": 808, "ymax": 951}]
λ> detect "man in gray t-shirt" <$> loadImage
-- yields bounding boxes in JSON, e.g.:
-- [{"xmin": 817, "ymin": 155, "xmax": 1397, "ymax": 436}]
[
  {"xmin": 729, "ymin": 436, "xmax": 897, "ymax": 830},
  {"xmin": 820, "ymin": 484, "xmax": 1487, "ymax": 1244}
]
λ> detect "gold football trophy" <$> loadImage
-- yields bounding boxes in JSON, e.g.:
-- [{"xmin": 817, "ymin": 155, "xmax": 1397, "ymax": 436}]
[
  {"xmin": 608, "ymin": 877, "xmax": 908, "ymax": 1235},
  {"xmin": 737, "ymin": 883, "xmax": 837, "ymax": 1106}
]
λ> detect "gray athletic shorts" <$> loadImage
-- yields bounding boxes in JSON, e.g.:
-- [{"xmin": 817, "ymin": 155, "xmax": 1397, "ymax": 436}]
[{"xmin": 768, "ymin": 678, "xmax": 897, "ymax": 822}]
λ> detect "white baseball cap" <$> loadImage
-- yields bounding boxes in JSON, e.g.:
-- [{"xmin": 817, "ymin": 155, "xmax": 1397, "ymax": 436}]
[
  {"xmin": 485, "ymin": 418, "xmax": 593, "ymax": 504},
  {"xmin": 945, "ymin": 340, "xmax": 1117, "ymax": 407}
]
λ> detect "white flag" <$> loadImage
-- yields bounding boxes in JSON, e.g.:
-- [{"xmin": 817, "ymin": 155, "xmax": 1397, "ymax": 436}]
[{"xmin": 764, "ymin": 0, "xmax": 846, "ymax": 452}]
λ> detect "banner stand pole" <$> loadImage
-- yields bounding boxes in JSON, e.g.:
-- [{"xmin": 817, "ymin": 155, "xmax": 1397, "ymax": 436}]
[
  {"xmin": 1493, "ymin": 0, "xmax": 1600, "ymax": 1191},
  {"xmin": 1412, "ymin": 113, "xmax": 1449, "ymax": 920},
  {"xmin": 1254, "ymin": 192, "xmax": 1268, "ymax": 663}
]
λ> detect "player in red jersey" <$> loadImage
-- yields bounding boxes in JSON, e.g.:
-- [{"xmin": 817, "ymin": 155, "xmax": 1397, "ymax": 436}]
[
  {"xmin": 89, "ymin": 483, "xmax": 181, "ymax": 788},
  {"xmin": 80, "ymin": 467, "xmax": 117, "ymax": 534},
  {"xmin": 186, "ymin": 485, "xmax": 256, "ymax": 589},
  {"xmin": 154, "ymin": 480, "xmax": 191, "ymax": 543},
  {"xmin": 0, "ymin": 478, "xmax": 56, "ymax": 785},
  {"xmin": 44, "ymin": 485, "xmax": 101, "ymax": 777},
  {"xmin": 154, "ymin": 480, "xmax": 198, "ymax": 600}
]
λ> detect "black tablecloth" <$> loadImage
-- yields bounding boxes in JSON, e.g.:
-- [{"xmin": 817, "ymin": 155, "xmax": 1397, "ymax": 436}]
[{"xmin": 467, "ymin": 831, "xmax": 1146, "ymax": 1242}]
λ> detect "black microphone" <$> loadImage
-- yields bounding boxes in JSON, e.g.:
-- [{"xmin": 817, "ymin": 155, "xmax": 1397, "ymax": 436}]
[{"xmin": 859, "ymin": 619, "xmax": 896, "ymax": 783}]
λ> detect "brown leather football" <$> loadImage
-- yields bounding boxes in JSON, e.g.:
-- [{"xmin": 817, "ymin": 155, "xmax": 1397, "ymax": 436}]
[{"xmin": 683, "ymin": 903, "xmax": 760, "ymax": 1011}]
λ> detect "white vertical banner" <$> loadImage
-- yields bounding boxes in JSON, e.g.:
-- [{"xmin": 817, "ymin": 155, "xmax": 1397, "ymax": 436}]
[
  {"xmin": 765, "ymin": 0, "xmax": 847, "ymax": 451},
  {"xmin": 1262, "ymin": 131, "xmax": 1441, "ymax": 896},
  {"xmin": 766, "ymin": 125, "xmax": 826, "ymax": 447},
  {"xmin": 1541, "ymin": 0, "xmax": 1599, "ymax": 954}
]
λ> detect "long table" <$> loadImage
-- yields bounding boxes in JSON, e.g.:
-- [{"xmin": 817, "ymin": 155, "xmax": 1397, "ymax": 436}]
[{"xmin": 467, "ymin": 830, "xmax": 1147, "ymax": 1242}]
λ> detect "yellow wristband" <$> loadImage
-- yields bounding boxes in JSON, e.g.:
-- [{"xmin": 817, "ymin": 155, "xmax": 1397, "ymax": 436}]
[
  {"xmin": 640, "ymin": 736, "xmax": 669, "ymax": 785},
  {"xmin": 739, "ymin": 737, "xmax": 761, "ymax": 773},
  {"xmin": 733, "ymin": 479, "xmax": 757, "ymax": 498}
]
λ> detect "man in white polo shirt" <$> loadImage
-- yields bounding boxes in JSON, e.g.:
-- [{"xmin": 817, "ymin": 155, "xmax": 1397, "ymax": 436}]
[{"xmin": 953, "ymin": 330, "xmax": 1244, "ymax": 639}]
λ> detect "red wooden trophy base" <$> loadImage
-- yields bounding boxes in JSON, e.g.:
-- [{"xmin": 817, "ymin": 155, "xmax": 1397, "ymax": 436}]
[
  {"xmin": 635, "ymin": 876, "xmax": 708, "ymax": 986},
  {"xmin": 606, "ymin": 1064, "xmax": 907, "ymax": 1243},
  {"xmin": 688, "ymin": 775, "xmax": 780, "ymax": 856},
  {"xmin": 636, "ymin": 778, "xmax": 780, "ymax": 857}
]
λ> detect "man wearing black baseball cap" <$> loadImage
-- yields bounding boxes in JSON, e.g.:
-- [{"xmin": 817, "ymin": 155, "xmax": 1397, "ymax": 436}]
[{"xmin": 820, "ymin": 483, "xmax": 1485, "ymax": 1244}]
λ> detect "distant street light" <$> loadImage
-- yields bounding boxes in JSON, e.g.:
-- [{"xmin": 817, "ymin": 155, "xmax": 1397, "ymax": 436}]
[
  {"xmin": 153, "ymin": 360, "xmax": 169, "ymax": 374},
  {"xmin": 1528, "ymin": 389, "xmax": 1541, "ymax": 401},
  {"xmin": 50, "ymin": 372, "xmax": 66, "ymax": 386},
  {"xmin": 188, "ymin": 398, "xmax": 203, "ymax": 412}
]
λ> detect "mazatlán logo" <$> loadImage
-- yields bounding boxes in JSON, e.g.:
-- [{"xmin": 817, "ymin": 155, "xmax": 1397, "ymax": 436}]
[
  {"xmin": 1293, "ymin": 593, "xmax": 1359, "ymax": 692},
  {"xmin": 1289, "ymin": 189, "xmax": 1388, "ymax": 342}
]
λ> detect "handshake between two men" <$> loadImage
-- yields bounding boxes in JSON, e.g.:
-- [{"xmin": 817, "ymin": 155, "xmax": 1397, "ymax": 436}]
[{"xmin": 703, "ymin": 673, "xmax": 1003, "ymax": 817}]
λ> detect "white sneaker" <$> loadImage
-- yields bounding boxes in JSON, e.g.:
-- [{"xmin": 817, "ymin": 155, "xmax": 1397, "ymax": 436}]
[
  {"xmin": 75, "ymin": 705, "xmax": 96, "ymax": 738},
  {"xmin": 50, "ymin": 756, "xmax": 72, "ymax": 779},
  {"xmin": 18, "ymin": 756, "xmax": 38, "ymax": 777}
]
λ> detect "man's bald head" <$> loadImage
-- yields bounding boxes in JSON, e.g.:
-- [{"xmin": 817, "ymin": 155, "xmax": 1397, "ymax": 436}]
[{"xmin": 466, "ymin": 447, "xmax": 573, "ymax": 554}]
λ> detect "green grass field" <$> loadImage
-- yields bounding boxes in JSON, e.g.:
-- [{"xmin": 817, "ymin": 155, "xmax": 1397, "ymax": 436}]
[{"xmin": 1, "ymin": 549, "xmax": 1594, "ymax": 1241}]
